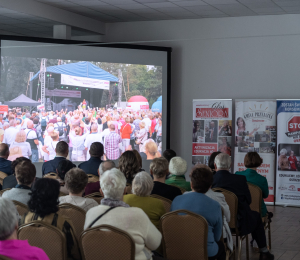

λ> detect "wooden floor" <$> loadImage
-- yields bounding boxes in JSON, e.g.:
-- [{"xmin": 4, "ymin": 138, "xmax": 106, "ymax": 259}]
[{"xmin": 240, "ymin": 205, "xmax": 300, "ymax": 260}]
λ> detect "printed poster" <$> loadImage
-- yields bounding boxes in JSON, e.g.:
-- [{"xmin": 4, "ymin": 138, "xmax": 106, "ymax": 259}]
[
  {"xmin": 234, "ymin": 100, "xmax": 276, "ymax": 203},
  {"xmin": 192, "ymin": 99, "xmax": 232, "ymax": 166},
  {"xmin": 276, "ymin": 100, "xmax": 300, "ymax": 205}
]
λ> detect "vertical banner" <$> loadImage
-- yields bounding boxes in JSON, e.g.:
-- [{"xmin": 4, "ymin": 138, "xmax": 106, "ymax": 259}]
[
  {"xmin": 276, "ymin": 100, "xmax": 300, "ymax": 205},
  {"xmin": 192, "ymin": 99, "xmax": 232, "ymax": 166},
  {"xmin": 234, "ymin": 100, "xmax": 276, "ymax": 203}
]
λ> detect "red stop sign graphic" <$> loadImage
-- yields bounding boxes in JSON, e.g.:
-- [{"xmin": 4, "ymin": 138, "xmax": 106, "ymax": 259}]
[{"xmin": 288, "ymin": 116, "xmax": 300, "ymax": 132}]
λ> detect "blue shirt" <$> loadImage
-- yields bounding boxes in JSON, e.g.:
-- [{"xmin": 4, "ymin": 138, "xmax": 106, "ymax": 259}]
[
  {"xmin": 171, "ymin": 192, "xmax": 222, "ymax": 257},
  {"xmin": 0, "ymin": 157, "xmax": 12, "ymax": 175}
]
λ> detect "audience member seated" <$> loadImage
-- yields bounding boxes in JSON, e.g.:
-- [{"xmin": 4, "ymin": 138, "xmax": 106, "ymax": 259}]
[
  {"xmin": 42, "ymin": 141, "xmax": 68, "ymax": 175},
  {"xmin": 84, "ymin": 168, "xmax": 162, "ymax": 260},
  {"xmin": 59, "ymin": 168, "xmax": 98, "ymax": 211},
  {"xmin": 235, "ymin": 152, "xmax": 272, "ymax": 219},
  {"xmin": 186, "ymin": 164, "xmax": 233, "ymax": 252},
  {"xmin": 2, "ymin": 157, "xmax": 31, "ymax": 190},
  {"xmin": 123, "ymin": 171, "xmax": 166, "ymax": 229},
  {"xmin": 150, "ymin": 157, "xmax": 182, "ymax": 201},
  {"xmin": 171, "ymin": 167, "xmax": 225, "ymax": 260},
  {"xmin": 208, "ymin": 151, "xmax": 221, "ymax": 174},
  {"xmin": 162, "ymin": 149, "xmax": 177, "ymax": 162},
  {"xmin": 0, "ymin": 198, "xmax": 49, "ymax": 260},
  {"xmin": 20, "ymin": 178, "xmax": 80, "ymax": 260},
  {"xmin": 165, "ymin": 156, "xmax": 191, "ymax": 191},
  {"xmin": 212, "ymin": 153, "xmax": 274, "ymax": 260},
  {"xmin": 132, "ymin": 149, "xmax": 145, "ymax": 172},
  {"xmin": 2, "ymin": 160, "xmax": 36, "ymax": 205},
  {"xmin": 56, "ymin": 159, "xmax": 76, "ymax": 194},
  {"xmin": 78, "ymin": 142, "xmax": 104, "ymax": 176},
  {"xmin": 118, "ymin": 151, "xmax": 140, "ymax": 185},
  {"xmin": 85, "ymin": 160, "xmax": 115, "ymax": 196},
  {"xmin": 0, "ymin": 143, "xmax": 12, "ymax": 175}
]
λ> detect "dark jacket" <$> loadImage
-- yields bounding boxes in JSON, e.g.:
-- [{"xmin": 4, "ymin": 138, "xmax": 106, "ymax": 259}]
[
  {"xmin": 212, "ymin": 170, "xmax": 255, "ymax": 235},
  {"xmin": 42, "ymin": 157, "xmax": 67, "ymax": 175},
  {"xmin": 85, "ymin": 182, "xmax": 100, "ymax": 196},
  {"xmin": 3, "ymin": 175, "xmax": 17, "ymax": 189},
  {"xmin": 0, "ymin": 157, "xmax": 12, "ymax": 175},
  {"xmin": 151, "ymin": 181, "xmax": 182, "ymax": 201},
  {"xmin": 78, "ymin": 157, "xmax": 103, "ymax": 176}
]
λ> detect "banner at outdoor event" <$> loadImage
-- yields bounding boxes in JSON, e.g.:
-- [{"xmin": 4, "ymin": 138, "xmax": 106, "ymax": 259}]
[
  {"xmin": 234, "ymin": 100, "xmax": 276, "ymax": 203},
  {"xmin": 276, "ymin": 100, "xmax": 300, "ymax": 205},
  {"xmin": 192, "ymin": 99, "xmax": 232, "ymax": 166},
  {"xmin": 61, "ymin": 74, "xmax": 110, "ymax": 90}
]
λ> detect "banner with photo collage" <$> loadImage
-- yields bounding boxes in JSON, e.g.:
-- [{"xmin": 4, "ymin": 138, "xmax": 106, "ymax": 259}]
[
  {"xmin": 192, "ymin": 99, "xmax": 232, "ymax": 167},
  {"xmin": 276, "ymin": 100, "xmax": 300, "ymax": 205},
  {"xmin": 234, "ymin": 100, "xmax": 276, "ymax": 203}
]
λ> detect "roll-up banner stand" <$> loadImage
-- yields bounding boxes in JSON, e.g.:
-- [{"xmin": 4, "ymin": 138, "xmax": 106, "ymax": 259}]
[
  {"xmin": 276, "ymin": 100, "xmax": 300, "ymax": 206},
  {"xmin": 192, "ymin": 99, "xmax": 232, "ymax": 166},
  {"xmin": 234, "ymin": 100, "xmax": 276, "ymax": 204}
]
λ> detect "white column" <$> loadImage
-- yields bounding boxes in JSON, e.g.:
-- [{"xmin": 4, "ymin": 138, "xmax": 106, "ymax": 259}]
[{"xmin": 53, "ymin": 25, "xmax": 71, "ymax": 40}]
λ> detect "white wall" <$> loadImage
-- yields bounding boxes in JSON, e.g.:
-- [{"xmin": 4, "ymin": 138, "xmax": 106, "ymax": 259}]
[{"xmin": 104, "ymin": 14, "xmax": 300, "ymax": 177}]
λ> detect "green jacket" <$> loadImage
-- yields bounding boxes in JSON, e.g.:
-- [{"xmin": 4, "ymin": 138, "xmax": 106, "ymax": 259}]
[
  {"xmin": 165, "ymin": 175, "xmax": 191, "ymax": 191},
  {"xmin": 235, "ymin": 169, "xmax": 269, "ymax": 217}
]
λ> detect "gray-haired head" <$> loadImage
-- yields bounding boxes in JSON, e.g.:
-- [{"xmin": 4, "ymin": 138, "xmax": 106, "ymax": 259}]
[
  {"xmin": 169, "ymin": 156, "xmax": 187, "ymax": 176},
  {"xmin": 91, "ymin": 123, "xmax": 98, "ymax": 132},
  {"xmin": 150, "ymin": 157, "xmax": 168, "ymax": 179},
  {"xmin": 25, "ymin": 113, "xmax": 30, "ymax": 118},
  {"xmin": 100, "ymin": 168, "xmax": 126, "ymax": 200},
  {"xmin": 0, "ymin": 198, "xmax": 18, "ymax": 240},
  {"xmin": 3, "ymin": 122, "xmax": 9, "ymax": 129},
  {"xmin": 214, "ymin": 153, "xmax": 231, "ymax": 170},
  {"xmin": 132, "ymin": 171, "xmax": 153, "ymax": 197},
  {"xmin": 99, "ymin": 160, "xmax": 116, "ymax": 176},
  {"xmin": 9, "ymin": 119, "xmax": 16, "ymax": 127},
  {"xmin": 280, "ymin": 148, "xmax": 287, "ymax": 156}
]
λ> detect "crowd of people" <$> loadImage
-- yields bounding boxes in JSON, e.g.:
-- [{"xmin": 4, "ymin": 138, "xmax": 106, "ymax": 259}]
[
  {"xmin": 0, "ymin": 138, "xmax": 274, "ymax": 260},
  {"xmin": 0, "ymin": 106, "xmax": 163, "ymax": 163}
]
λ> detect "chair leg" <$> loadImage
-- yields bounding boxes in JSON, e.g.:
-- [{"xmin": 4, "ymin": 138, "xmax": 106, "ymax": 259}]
[
  {"xmin": 246, "ymin": 235, "xmax": 249, "ymax": 260},
  {"xmin": 238, "ymin": 237, "xmax": 242, "ymax": 260},
  {"xmin": 268, "ymin": 223, "xmax": 271, "ymax": 249}
]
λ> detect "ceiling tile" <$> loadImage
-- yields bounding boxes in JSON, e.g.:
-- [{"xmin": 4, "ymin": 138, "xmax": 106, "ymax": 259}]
[
  {"xmin": 101, "ymin": 0, "xmax": 137, "ymax": 4},
  {"xmin": 203, "ymin": 0, "xmax": 238, "ymax": 4},
  {"xmin": 145, "ymin": 2, "xmax": 178, "ymax": 8},
  {"xmin": 135, "ymin": 0, "xmax": 168, "ymax": 3},
  {"xmin": 274, "ymin": 1, "xmax": 300, "ymax": 7},
  {"xmin": 115, "ymin": 4, "xmax": 148, "ymax": 10},
  {"xmin": 174, "ymin": 1, "xmax": 208, "ymax": 7},
  {"xmin": 250, "ymin": 7, "xmax": 285, "ymax": 13}
]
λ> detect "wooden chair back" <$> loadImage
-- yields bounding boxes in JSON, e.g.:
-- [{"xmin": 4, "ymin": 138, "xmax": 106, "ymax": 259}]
[
  {"xmin": 43, "ymin": 172, "xmax": 58, "ymax": 179},
  {"xmin": 80, "ymin": 225, "xmax": 135, "ymax": 260},
  {"xmin": 0, "ymin": 171, "xmax": 8, "ymax": 186},
  {"xmin": 84, "ymin": 192, "xmax": 103, "ymax": 204},
  {"xmin": 58, "ymin": 203, "xmax": 86, "ymax": 241},
  {"xmin": 87, "ymin": 174, "xmax": 99, "ymax": 183},
  {"xmin": 160, "ymin": 210, "xmax": 208, "ymax": 260},
  {"xmin": 12, "ymin": 200, "xmax": 29, "ymax": 217},
  {"xmin": 0, "ymin": 188, "xmax": 11, "ymax": 196},
  {"xmin": 169, "ymin": 184, "xmax": 186, "ymax": 194},
  {"xmin": 18, "ymin": 221, "xmax": 67, "ymax": 260},
  {"xmin": 247, "ymin": 182, "xmax": 262, "ymax": 215}
]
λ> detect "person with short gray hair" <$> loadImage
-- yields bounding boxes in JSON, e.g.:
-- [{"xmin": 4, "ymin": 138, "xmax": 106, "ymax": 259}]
[
  {"xmin": 84, "ymin": 169, "xmax": 162, "ymax": 260},
  {"xmin": 212, "ymin": 153, "xmax": 274, "ymax": 260},
  {"xmin": 150, "ymin": 157, "xmax": 182, "ymax": 201},
  {"xmin": 166, "ymin": 156, "xmax": 191, "ymax": 191},
  {"xmin": 124, "ymin": 171, "xmax": 166, "ymax": 229},
  {"xmin": 84, "ymin": 160, "xmax": 116, "ymax": 196},
  {"xmin": 0, "ymin": 198, "xmax": 49, "ymax": 260}
]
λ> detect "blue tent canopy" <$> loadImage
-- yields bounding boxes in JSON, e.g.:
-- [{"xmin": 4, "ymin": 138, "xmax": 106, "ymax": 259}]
[
  {"xmin": 157, "ymin": 96, "xmax": 162, "ymax": 102},
  {"xmin": 30, "ymin": 61, "xmax": 119, "ymax": 82},
  {"xmin": 151, "ymin": 101, "xmax": 162, "ymax": 112}
]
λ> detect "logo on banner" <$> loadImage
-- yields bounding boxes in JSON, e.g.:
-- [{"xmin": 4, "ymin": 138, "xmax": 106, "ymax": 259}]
[
  {"xmin": 289, "ymin": 185, "xmax": 296, "ymax": 191},
  {"xmin": 242, "ymin": 103, "xmax": 274, "ymax": 122},
  {"xmin": 285, "ymin": 116, "xmax": 300, "ymax": 140},
  {"xmin": 195, "ymin": 102, "xmax": 229, "ymax": 118}
]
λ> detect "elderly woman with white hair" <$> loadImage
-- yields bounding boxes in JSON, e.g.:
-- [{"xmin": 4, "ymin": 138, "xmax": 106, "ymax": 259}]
[
  {"xmin": 0, "ymin": 198, "xmax": 49, "ymax": 260},
  {"xmin": 84, "ymin": 169, "xmax": 163, "ymax": 260},
  {"xmin": 123, "ymin": 171, "xmax": 166, "ymax": 229},
  {"xmin": 165, "ymin": 156, "xmax": 191, "ymax": 191},
  {"xmin": 278, "ymin": 148, "xmax": 290, "ymax": 170}
]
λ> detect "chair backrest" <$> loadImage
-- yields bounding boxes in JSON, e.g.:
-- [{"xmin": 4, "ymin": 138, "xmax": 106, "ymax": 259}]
[
  {"xmin": 0, "ymin": 255, "xmax": 13, "ymax": 260},
  {"xmin": 150, "ymin": 194, "xmax": 172, "ymax": 212},
  {"xmin": 84, "ymin": 192, "xmax": 103, "ymax": 204},
  {"xmin": 212, "ymin": 188, "xmax": 238, "ymax": 230},
  {"xmin": 0, "ymin": 171, "xmax": 8, "ymax": 186},
  {"xmin": 12, "ymin": 200, "xmax": 29, "ymax": 217},
  {"xmin": 0, "ymin": 188, "xmax": 11, "ymax": 196},
  {"xmin": 43, "ymin": 172, "xmax": 58, "ymax": 179},
  {"xmin": 247, "ymin": 182, "xmax": 262, "ymax": 215},
  {"xmin": 160, "ymin": 210, "xmax": 208, "ymax": 260},
  {"xmin": 169, "ymin": 184, "xmax": 186, "ymax": 194},
  {"xmin": 80, "ymin": 224, "xmax": 135, "ymax": 260},
  {"xmin": 58, "ymin": 203, "xmax": 86, "ymax": 241},
  {"xmin": 18, "ymin": 220, "xmax": 67, "ymax": 260},
  {"xmin": 87, "ymin": 174, "xmax": 99, "ymax": 183}
]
